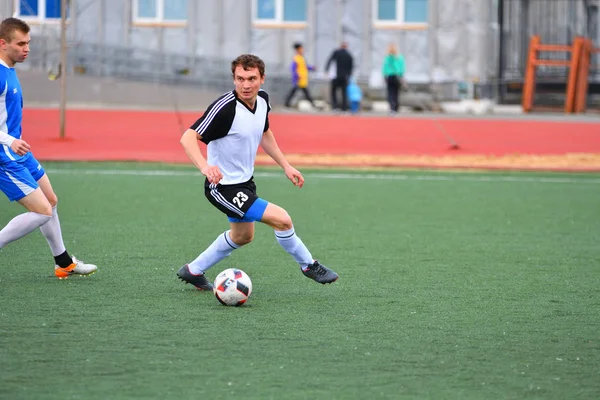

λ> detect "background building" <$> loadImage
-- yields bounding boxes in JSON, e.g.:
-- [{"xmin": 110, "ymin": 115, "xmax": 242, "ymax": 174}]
[{"xmin": 1, "ymin": 0, "xmax": 598, "ymax": 107}]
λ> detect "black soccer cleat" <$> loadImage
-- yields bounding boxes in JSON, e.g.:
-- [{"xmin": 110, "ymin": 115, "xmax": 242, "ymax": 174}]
[
  {"xmin": 177, "ymin": 264, "xmax": 213, "ymax": 291},
  {"xmin": 302, "ymin": 261, "xmax": 339, "ymax": 284}
]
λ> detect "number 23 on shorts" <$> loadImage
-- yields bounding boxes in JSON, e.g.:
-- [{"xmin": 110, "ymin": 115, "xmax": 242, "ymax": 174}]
[{"xmin": 233, "ymin": 191, "xmax": 248, "ymax": 208}]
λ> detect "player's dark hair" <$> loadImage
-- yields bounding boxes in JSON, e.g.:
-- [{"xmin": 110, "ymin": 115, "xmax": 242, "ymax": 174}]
[
  {"xmin": 231, "ymin": 54, "xmax": 265, "ymax": 78},
  {"xmin": 0, "ymin": 18, "xmax": 30, "ymax": 43},
  {"xmin": 293, "ymin": 42, "xmax": 303, "ymax": 50}
]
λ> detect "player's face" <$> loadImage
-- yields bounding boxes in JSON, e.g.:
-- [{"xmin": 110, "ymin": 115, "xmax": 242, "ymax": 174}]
[
  {"xmin": 233, "ymin": 66, "xmax": 265, "ymax": 104},
  {"xmin": 0, "ymin": 30, "xmax": 30, "ymax": 67}
]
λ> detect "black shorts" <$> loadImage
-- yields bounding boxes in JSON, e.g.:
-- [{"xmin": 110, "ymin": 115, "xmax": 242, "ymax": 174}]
[{"xmin": 204, "ymin": 178, "xmax": 268, "ymax": 222}]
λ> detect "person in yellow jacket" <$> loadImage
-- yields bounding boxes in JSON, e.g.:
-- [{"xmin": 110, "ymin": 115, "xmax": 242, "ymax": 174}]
[{"xmin": 284, "ymin": 43, "xmax": 317, "ymax": 109}]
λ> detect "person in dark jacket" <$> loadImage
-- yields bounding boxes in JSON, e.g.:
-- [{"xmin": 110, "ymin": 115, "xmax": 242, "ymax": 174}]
[{"xmin": 325, "ymin": 42, "xmax": 354, "ymax": 112}]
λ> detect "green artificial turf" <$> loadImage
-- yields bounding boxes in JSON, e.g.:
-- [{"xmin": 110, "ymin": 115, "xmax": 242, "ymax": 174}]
[{"xmin": 1, "ymin": 162, "xmax": 599, "ymax": 399}]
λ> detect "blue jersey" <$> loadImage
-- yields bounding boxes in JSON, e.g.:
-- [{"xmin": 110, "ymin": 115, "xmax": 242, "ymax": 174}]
[{"xmin": 0, "ymin": 60, "xmax": 24, "ymax": 164}]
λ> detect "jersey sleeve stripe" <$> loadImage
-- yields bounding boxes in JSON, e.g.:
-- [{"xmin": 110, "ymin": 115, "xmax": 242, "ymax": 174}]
[{"xmin": 195, "ymin": 93, "xmax": 235, "ymax": 135}]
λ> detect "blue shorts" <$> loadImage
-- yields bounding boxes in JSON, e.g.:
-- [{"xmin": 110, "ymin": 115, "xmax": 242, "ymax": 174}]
[
  {"xmin": 227, "ymin": 198, "xmax": 268, "ymax": 223},
  {"xmin": 0, "ymin": 154, "xmax": 45, "ymax": 202}
]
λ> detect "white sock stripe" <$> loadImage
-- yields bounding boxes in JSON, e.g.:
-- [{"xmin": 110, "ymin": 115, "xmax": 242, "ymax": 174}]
[
  {"xmin": 195, "ymin": 93, "xmax": 234, "ymax": 135},
  {"xmin": 210, "ymin": 188, "xmax": 244, "ymax": 217}
]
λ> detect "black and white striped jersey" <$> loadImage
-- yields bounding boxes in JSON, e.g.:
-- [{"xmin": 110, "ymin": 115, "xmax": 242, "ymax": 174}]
[{"xmin": 191, "ymin": 89, "xmax": 271, "ymax": 185}]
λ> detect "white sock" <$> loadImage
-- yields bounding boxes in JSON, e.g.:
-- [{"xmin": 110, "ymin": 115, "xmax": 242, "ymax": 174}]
[
  {"xmin": 274, "ymin": 226, "xmax": 313, "ymax": 269},
  {"xmin": 0, "ymin": 212, "xmax": 52, "ymax": 249},
  {"xmin": 39, "ymin": 206, "xmax": 67, "ymax": 256},
  {"xmin": 188, "ymin": 230, "xmax": 240, "ymax": 274}
]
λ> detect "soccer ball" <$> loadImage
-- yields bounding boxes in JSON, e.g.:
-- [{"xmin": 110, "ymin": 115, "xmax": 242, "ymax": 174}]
[{"xmin": 213, "ymin": 268, "xmax": 252, "ymax": 306}]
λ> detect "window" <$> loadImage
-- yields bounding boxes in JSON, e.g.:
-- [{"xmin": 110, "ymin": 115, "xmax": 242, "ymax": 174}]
[
  {"xmin": 17, "ymin": 0, "xmax": 66, "ymax": 20},
  {"xmin": 254, "ymin": 0, "xmax": 307, "ymax": 24},
  {"xmin": 374, "ymin": 0, "xmax": 428, "ymax": 25},
  {"xmin": 133, "ymin": 0, "xmax": 188, "ymax": 23}
]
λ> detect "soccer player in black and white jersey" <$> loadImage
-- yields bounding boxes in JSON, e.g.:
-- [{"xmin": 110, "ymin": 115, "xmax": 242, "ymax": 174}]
[{"xmin": 177, "ymin": 54, "xmax": 338, "ymax": 290}]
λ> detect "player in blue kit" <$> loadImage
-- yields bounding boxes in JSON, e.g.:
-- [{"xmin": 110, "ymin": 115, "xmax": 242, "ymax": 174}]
[
  {"xmin": 0, "ymin": 18, "xmax": 97, "ymax": 278},
  {"xmin": 177, "ymin": 54, "xmax": 338, "ymax": 290}
]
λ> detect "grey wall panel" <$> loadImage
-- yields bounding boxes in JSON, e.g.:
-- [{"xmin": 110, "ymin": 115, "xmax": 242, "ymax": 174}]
[
  {"xmin": 0, "ymin": 1, "xmax": 13, "ymax": 20},
  {"xmin": 162, "ymin": 27, "xmax": 189, "ymax": 55},
  {"xmin": 250, "ymin": 29, "xmax": 282, "ymax": 66},
  {"xmin": 222, "ymin": 0, "xmax": 251, "ymax": 59},
  {"xmin": 193, "ymin": 0, "xmax": 218, "ymax": 57},
  {"xmin": 342, "ymin": 0, "xmax": 364, "ymax": 77},
  {"xmin": 0, "ymin": 5, "xmax": 8, "ymax": 20},
  {"xmin": 71, "ymin": 0, "xmax": 127, "ymax": 46},
  {"xmin": 402, "ymin": 30, "xmax": 430, "ymax": 82},
  {"xmin": 129, "ymin": 28, "xmax": 162, "ymax": 52},
  {"xmin": 429, "ymin": 0, "xmax": 493, "ymax": 83},
  {"xmin": 314, "ymin": 0, "xmax": 338, "ymax": 72},
  {"xmin": 103, "ymin": 0, "xmax": 128, "ymax": 45},
  {"xmin": 466, "ymin": 0, "xmax": 489, "ymax": 81},
  {"xmin": 74, "ymin": 0, "xmax": 101, "ymax": 44},
  {"xmin": 432, "ymin": 0, "xmax": 468, "ymax": 81}
]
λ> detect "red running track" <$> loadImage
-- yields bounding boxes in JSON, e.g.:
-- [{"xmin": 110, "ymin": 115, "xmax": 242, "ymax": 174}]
[{"xmin": 21, "ymin": 109, "xmax": 600, "ymax": 164}]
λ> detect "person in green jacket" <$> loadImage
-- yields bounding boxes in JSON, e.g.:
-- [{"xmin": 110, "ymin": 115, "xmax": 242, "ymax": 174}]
[{"xmin": 382, "ymin": 44, "xmax": 405, "ymax": 113}]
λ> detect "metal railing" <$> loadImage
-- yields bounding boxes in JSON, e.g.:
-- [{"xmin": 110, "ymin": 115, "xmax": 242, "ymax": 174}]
[
  {"xmin": 23, "ymin": 35, "xmax": 501, "ymax": 107},
  {"xmin": 24, "ymin": 37, "xmax": 294, "ymax": 100}
]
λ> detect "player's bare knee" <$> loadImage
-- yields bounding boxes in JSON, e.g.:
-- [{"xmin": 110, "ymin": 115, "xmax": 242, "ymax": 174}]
[
  {"xmin": 231, "ymin": 231, "xmax": 254, "ymax": 246},
  {"xmin": 20, "ymin": 194, "xmax": 53, "ymax": 216},
  {"xmin": 282, "ymin": 219, "xmax": 294, "ymax": 231},
  {"xmin": 38, "ymin": 204, "xmax": 53, "ymax": 216},
  {"xmin": 47, "ymin": 195, "xmax": 58, "ymax": 208},
  {"xmin": 276, "ymin": 213, "xmax": 293, "ymax": 231}
]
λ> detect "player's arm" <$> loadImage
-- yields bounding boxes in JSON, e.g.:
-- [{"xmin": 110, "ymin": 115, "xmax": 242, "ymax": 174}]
[
  {"xmin": 0, "ymin": 130, "xmax": 14, "ymax": 146},
  {"xmin": 260, "ymin": 128, "xmax": 304, "ymax": 188},
  {"xmin": 5, "ymin": 136, "xmax": 30, "ymax": 156},
  {"xmin": 0, "ymin": 122, "xmax": 30, "ymax": 156},
  {"xmin": 179, "ymin": 129, "xmax": 221, "ymax": 184},
  {"xmin": 181, "ymin": 95, "xmax": 235, "ymax": 184}
]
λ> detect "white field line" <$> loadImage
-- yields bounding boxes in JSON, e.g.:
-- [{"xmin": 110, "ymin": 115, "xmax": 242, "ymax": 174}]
[{"xmin": 44, "ymin": 168, "xmax": 600, "ymax": 185}]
